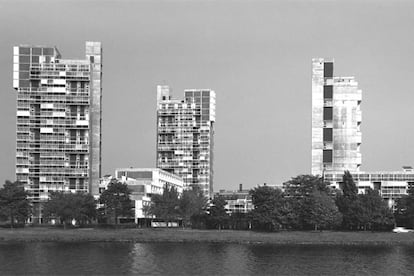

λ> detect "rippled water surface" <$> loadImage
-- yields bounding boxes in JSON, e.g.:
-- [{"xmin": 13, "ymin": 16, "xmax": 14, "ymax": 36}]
[{"xmin": 1, "ymin": 242, "xmax": 414, "ymax": 275}]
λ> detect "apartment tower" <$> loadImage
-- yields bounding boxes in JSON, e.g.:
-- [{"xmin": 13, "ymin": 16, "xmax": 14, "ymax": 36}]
[
  {"xmin": 13, "ymin": 42, "xmax": 102, "ymax": 222},
  {"xmin": 156, "ymin": 85, "xmax": 216, "ymax": 198},
  {"xmin": 311, "ymin": 58, "xmax": 362, "ymax": 176}
]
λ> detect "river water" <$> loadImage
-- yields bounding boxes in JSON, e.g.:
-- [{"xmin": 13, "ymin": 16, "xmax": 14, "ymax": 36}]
[{"xmin": 1, "ymin": 242, "xmax": 414, "ymax": 275}]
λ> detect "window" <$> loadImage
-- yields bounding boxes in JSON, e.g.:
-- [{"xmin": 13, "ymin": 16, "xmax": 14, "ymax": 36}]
[
  {"xmin": 323, "ymin": 107, "xmax": 333, "ymax": 120},
  {"xmin": 19, "ymin": 71, "xmax": 29, "ymax": 79},
  {"xmin": 31, "ymin": 56, "xmax": 39, "ymax": 63},
  {"xmin": 19, "ymin": 64, "xmax": 30, "ymax": 71},
  {"xmin": 69, "ymin": 179, "xmax": 76, "ymax": 189},
  {"xmin": 323, "ymin": 150, "xmax": 332, "ymax": 163},
  {"xmin": 19, "ymin": 55, "xmax": 30, "ymax": 63},
  {"xmin": 323, "ymin": 128, "xmax": 333, "ymax": 142},
  {"xmin": 32, "ymin": 48, "xmax": 42, "ymax": 55},
  {"xmin": 42, "ymin": 48, "xmax": 54, "ymax": 56},
  {"xmin": 324, "ymin": 62, "xmax": 333, "ymax": 78},
  {"xmin": 19, "ymin": 80, "xmax": 30, "ymax": 87},
  {"xmin": 19, "ymin": 47, "xmax": 30, "ymax": 55},
  {"xmin": 323, "ymin": 85, "xmax": 333, "ymax": 99}
]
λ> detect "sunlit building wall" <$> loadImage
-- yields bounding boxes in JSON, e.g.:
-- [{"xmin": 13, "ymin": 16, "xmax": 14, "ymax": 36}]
[
  {"xmin": 99, "ymin": 168, "xmax": 184, "ymax": 223},
  {"xmin": 311, "ymin": 58, "xmax": 412, "ymax": 207},
  {"xmin": 311, "ymin": 58, "xmax": 362, "ymax": 176}
]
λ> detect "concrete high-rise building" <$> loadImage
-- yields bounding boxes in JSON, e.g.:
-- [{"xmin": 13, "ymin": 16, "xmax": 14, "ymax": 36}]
[
  {"xmin": 13, "ymin": 42, "xmax": 102, "ymax": 221},
  {"xmin": 311, "ymin": 58, "xmax": 362, "ymax": 176},
  {"xmin": 156, "ymin": 85, "xmax": 216, "ymax": 198},
  {"xmin": 311, "ymin": 58, "xmax": 413, "ymax": 208}
]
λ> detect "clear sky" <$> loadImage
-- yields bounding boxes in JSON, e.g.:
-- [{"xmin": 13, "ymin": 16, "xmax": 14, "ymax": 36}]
[{"xmin": 1, "ymin": 0, "xmax": 414, "ymax": 191}]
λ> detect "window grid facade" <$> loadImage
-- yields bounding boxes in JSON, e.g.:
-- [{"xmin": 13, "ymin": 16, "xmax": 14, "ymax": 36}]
[
  {"xmin": 13, "ymin": 42, "xmax": 102, "ymax": 221},
  {"xmin": 156, "ymin": 85, "xmax": 215, "ymax": 198}
]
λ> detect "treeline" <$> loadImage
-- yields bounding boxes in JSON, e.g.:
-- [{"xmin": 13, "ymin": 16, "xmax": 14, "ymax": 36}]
[
  {"xmin": 175, "ymin": 172, "xmax": 397, "ymax": 231},
  {"xmin": 249, "ymin": 172, "xmax": 395, "ymax": 231},
  {"xmin": 1, "ymin": 172, "xmax": 414, "ymax": 231},
  {"xmin": 146, "ymin": 172, "xmax": 398, "ymax": 231},
  {"xmin": 0, "ymin": 179, "xmax": 134, "ymax": 228}
]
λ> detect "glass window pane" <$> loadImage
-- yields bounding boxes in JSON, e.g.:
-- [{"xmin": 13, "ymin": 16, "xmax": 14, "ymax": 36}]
[
  {"xmin": 323, "ymin": 128, "xmax": 333, "ymax": 142},
  {"xmin": 323, "ymin": 150, "xmax": 332, "ymax": 163},
  {"xmin": 42, "ymin": 48, "xmax": 54, "ymax": 56},
  {"xmin": 19, "ymin": 55, "xmax": 30, "ymax": 63},
  {"xmin": 19, "ymin": 64, "xmax": 30, "ymax": 71},
  {"xmin": 19, "ymin": 47, "xmax": 30, "ymax": 55},
  {"xmin": 32, "ymin": 48, "xmax": 42, "ymax": 55},
  {"xmin": 31, "ymin": 56, "xmax": 39, "ymax": 63},
  {"xmin": 324, "ymin": 62, "xmax": 333, "ymax": 78},
  {"xmin": 323, "ymin": 85, "xmax": 333, "ymax": 99},
  {"xmin": 323, "ymin": 107, "xmax": 333, "ymax": 120}
]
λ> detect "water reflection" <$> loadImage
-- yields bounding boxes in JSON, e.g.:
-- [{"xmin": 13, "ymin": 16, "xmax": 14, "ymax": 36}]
[{"xmin": 1, "ymin": 242, "xmax": 414, "ymax": 275}]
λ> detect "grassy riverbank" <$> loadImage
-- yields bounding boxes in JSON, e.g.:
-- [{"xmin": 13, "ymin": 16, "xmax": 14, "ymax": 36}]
[{"xmin": 1, "ymin": 227, "xmax": 414, "ymax": 245}]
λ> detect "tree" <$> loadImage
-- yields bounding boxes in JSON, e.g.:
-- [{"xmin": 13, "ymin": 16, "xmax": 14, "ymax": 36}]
[
  {"xmin": 99, "ymin": 179, "xmax": 134, "ymax": 224},
  {"xmin": 395, "ymin": 186, "xmax": 414, "ymax": 228},
  {"xmin": 340, "ymin": 171, "xmax": 358, "ymax": 197},
  {"xmin": 229, "ymin": 211, "xmax": 250, "ymax": 230},
  {"xmin": 336, "ymin": 171, "xmax": 360, "ymax": 230},
  {"xmin": 43, "ymin": 191, "xmax": 96, "ymax": 228},
  {"xmin": 357, "ymin": 189, "xmax": 395, "ymax": 231},
  {"xmin": 283, "ymin": 175, "xmax": 332, "ymax": 198},
  {"xmin": 249, "ymin": 186, "xmax": 285, "ymax": 231},
  {"xmin": 179, "ymin": 185, "xmax": 208, "ymax": 228},
  {"xmin": 208, "ymin": 195, "xmax": 229, "ymax": 230},
  {"xmin": 278, "ymin": 197, "xmax": 300, "ymax": 229},
  {"xmin": 283, "ymin": 175, "xmax": 339, "ymax": 230},
  {"xmin": 0, "ymin": 180, "xmax": 31, "ymax": 228},
  {"xmin": 302, "ymin": 191, "xmax": 342, "ymax": 230},
  {"xmin": 147, "ymin": 185, "xmax": 180, "ymax": 226}
]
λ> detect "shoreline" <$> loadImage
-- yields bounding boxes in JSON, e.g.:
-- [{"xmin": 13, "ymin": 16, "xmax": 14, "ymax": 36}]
[{"xmin": 1, "ymin": 228, "xmax": 414, "ymax": 245}]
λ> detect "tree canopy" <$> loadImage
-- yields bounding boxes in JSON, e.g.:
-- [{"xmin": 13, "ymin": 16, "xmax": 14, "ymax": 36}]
[
  {"xmin": 395, "ymin": 186, "xmax": 414, "ymax": 228},
  {"xmin": 250, "ymin": 186, "xmax": 285, "ymax": 231},
  {"xmin": 179, "ymin": 185, "xmax": 208, "ymax": 227},
  {"xmin": 0, "ymin": 180, "xmax": 31, "ymax": 227},
  {"xmin": 146, "ymin": 185, "xmax": 180, "ymax": 225},
  {"xmin": 283, "ymin": 175, "xmax": 332, "ymax": 197},
  {"xmin": 99, "ymin": 179, "xmax": 134, "ymax": 224},
  {"xmin": 208, "ymin": 195, "xmax": 229, "ymax": 230},
  {"xmin": 302, "ymin": 190, "xmax": 342, "ymax": 230},
  {"xmin": 335, "ymin": 171, "xmax": 395, "ymax": 231},
  {"xmin": 336, "ymin": 171, "xmax": 361, "ymax": 230},
  {"xmin": 43, "ymin": 191, "xmax": 96, "ymax": 228},
  {"xmin": 357, "ymin": 189, "xmax": 395, "ymax": 231}
]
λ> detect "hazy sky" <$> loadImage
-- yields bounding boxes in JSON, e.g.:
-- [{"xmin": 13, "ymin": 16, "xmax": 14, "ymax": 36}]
[{"xmin": 1, "ymin": 0, "xmax": 414, "ymax": 191}]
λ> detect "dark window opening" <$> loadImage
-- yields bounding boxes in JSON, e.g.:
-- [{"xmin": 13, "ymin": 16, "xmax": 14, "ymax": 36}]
[
  {"xmin": 323, "ymin": 150, "xmax": 333, "ymax": 163},
  {"xmin": 324, "ymin": 62, "xmax": 333, "ymax": 78},
  {"xmin": 19, "ymin": 47, "xmax": 30, "ymax": 55},
  {"xmin": 32, "ymin": 48, "xmax": 42, "ymax": 55},
  {"xmin": 42, "ymin": 48, "xmax": 54, "ymax": 56},
  {"xmin": 323, "ymin": 85, "xmax": 333, "ymax": 99},
  {"xmin": 323, "ymin": 107, "xmax": 333, "ymax": 121},
  {"xmin": 323, "ymin": 128, "xmax": 333, "ymax": 142},
  {"xmin": 373, "ymin": 182, "xmax": 381, "ymax": 191}
]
